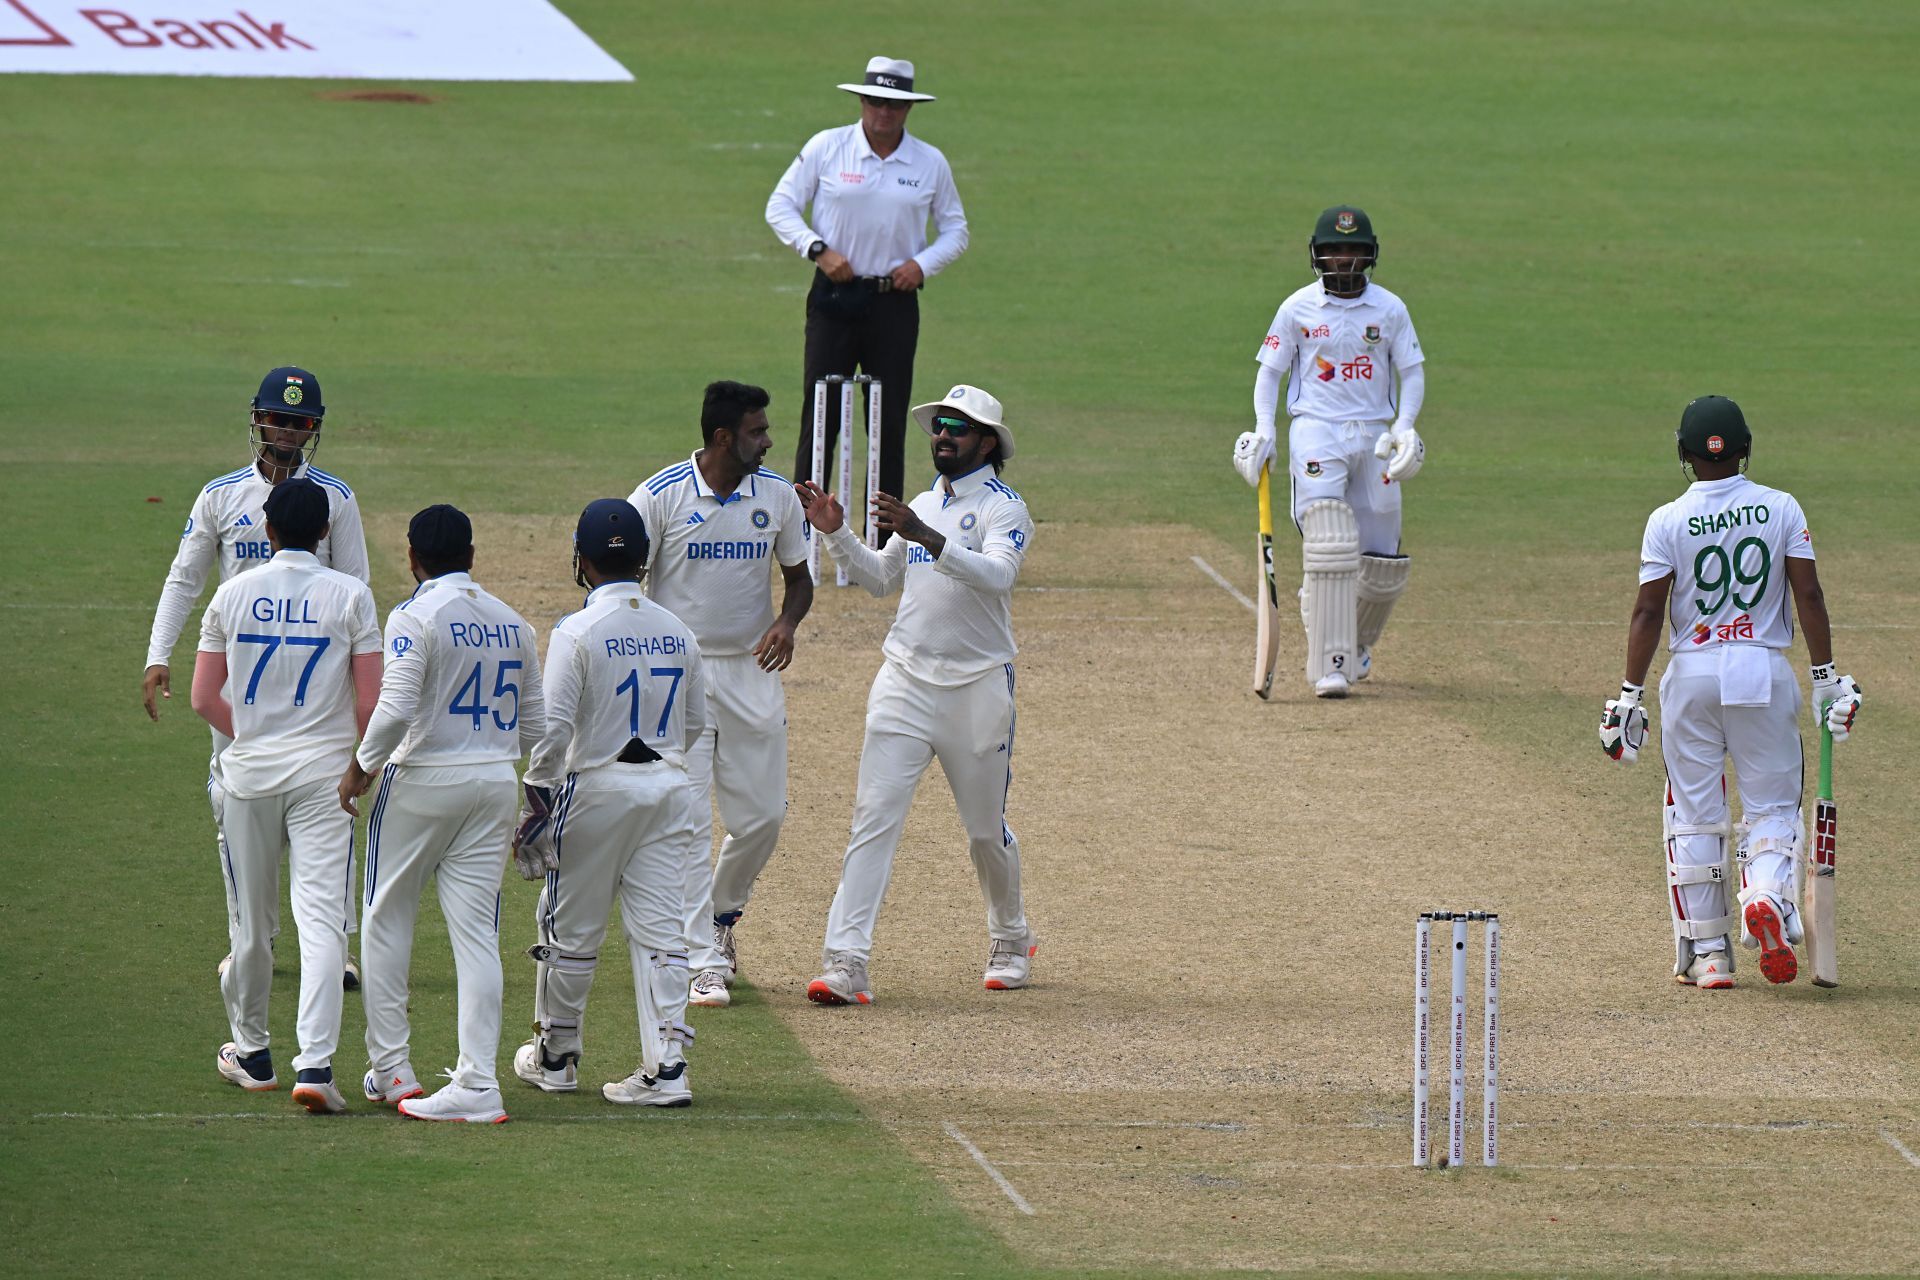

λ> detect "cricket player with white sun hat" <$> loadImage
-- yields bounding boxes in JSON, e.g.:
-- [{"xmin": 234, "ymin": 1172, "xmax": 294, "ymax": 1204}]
[
  {"xmin": 338, "ymin": 505, "xmax": 546, "ymax": 1124},
  {"xmin": 794, "ymin": 382, "xmax": 1035, "ymax": 1005},
  {"xmin": 1600, "ymin": 396, "xmax": 1861, "ymax": 989},
  {"xmin": 1233, "ymin": 207, "xmax": 1427, "ymax": 697},
  {"xmin": 627, "ymin": 381, "xmax": 813, "ymax": 1010},
  {"xmin": 144, "ymin": 366, "xmax": 370, "ymax": 987}
]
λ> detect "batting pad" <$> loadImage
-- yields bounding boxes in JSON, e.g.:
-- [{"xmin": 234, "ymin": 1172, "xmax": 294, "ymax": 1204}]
[
  {"xmin": 1300, "ymin": 500, "xmax": 1360, "ymax": 683},
  {"xmin": 1357, "ymin": 553, "xmax": 1411, "ymax": 650}
]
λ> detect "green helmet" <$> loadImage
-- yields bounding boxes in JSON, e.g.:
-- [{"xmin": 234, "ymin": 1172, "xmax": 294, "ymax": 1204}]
[
  {"xmin": 1308, "ymin": 206, "xmax": 1378, "ymax": 294},
  {"xmin": 1676, "ymin": 395, "xmax": 1752, "ymax": 462}
]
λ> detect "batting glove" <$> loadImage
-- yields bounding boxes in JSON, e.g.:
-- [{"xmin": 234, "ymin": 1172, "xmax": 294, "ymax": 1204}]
[
  {"xmin": 1811, "ymin": 665, "xmax": 1863, "ymax": 740},
  {"xmin": 1373, "ymin": 424, "xmax": 1425, "ymax": 483},
  {"xmin": 1599, "ymin": 682, "xmax": 1650, "ymax": 764},
  {"xmin": 511, "ymin": 783, "xmax": 559, "ymax": 881},
  {"xmin": 1233, "ymin": 429, "xmax": 1275, "ymax": 488}
]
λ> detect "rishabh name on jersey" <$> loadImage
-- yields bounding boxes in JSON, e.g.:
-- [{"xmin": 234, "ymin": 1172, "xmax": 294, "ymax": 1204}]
[
  {"xmin": 1256, "ymin": 281, "xmax": 1424, "ymax": 424},
  {"xmin": 377, "ymin": 572, "xmax": 541, "ymax": 773},
  {"xmin": 627, "ymin": 456, "xmax": 808, "ymax": 656},
  {"xmin": 524, "ymin": 581, "xmax": 707, "ymax": 788},
  {"xmin": 1639, "ymin": 474, "xmax": 1815, "ymax": 653},
  {"xmin": 197, "ymin": 550, "xmax": 382, "ymax": 799}
]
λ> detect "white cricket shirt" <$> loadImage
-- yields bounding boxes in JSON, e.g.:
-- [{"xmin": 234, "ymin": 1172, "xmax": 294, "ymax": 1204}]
[
  {"xmin": 825, "ymin": 464, "xmax": 1033, "ymax": 686},
  {"xmin": 1639, "ymin": 475, "xmax": 1815, "ymax": 653},
  {"xmin": 355, "ymin": 572, "xmax": 547, "ymax": 781},
  {"xmin": 525, "ymin": 582, "xmax": 708, "ymax": 789},
  {"xmin": 628, "ymin": 456, "xmax": 809, "ymax": 656},
  {"xmin": 1255, "ymin": 282, "xmax": 1424, "ymax": 424},
  {"xmin": 197, "ymin": 549, "xmax": 382, "ymax": 799},
  {"xmin": 146, "ymin": 459, "xmax": 369, "ymax": 669},
  {"xmin": 766, "ymin": 123, "xmax": 969, "ymax": 278}
]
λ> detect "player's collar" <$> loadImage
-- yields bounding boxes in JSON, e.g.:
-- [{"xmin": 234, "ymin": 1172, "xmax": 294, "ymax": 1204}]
[
  {"xmin": 272, "ymin": 548, "xmax": 320, "ymax": 566},
  {"xmin": 1314, "ymin": 283, "xmax": 1372, "ymax": 308},
  {"xmin": 417, "ymin": 571, "xmax": 474, "ymax": 594},
  {"xmin": 1689, "ymin": 475, "xmax": 1747, "ymax": 492},
  {"xmin": 938, "ymin": 463, "xmax": 995, "ymax": 500},
  {"xmin": 585, "ymin": 580, "xmax": 644, "ymax": 603},
  {"xmin": 689, "ymin": 450, "xmax": 756, "ymax": 503}
]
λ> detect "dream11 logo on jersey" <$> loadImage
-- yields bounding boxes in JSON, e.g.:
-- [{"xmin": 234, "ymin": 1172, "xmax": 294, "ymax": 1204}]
[{"xmin": 0, "ymin": 2, "xmax": 312, "ymax": 52}]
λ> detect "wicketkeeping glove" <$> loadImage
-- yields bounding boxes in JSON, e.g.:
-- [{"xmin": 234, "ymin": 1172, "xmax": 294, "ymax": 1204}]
[
  {"xmin": 511, "ymin": 783, "xmax": 559, "ymax": 881},
  {"xmin": 1811, "ymin": 665, "xmax": 1863, "ymax": 741},
  {"xmin": 1233, "ymin": 428, "xmax": 1275, "ymax": 488},
  {"xmin": 1599, "ymin": 682, "xmax": 1650, "ymax": 764},
  {"xmin": 1373, "ymin": 424, "xmax": 1425, "ymax": 482}
]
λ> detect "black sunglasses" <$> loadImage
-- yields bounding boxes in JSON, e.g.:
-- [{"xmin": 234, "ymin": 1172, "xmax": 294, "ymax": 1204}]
[
  {"xmin": 862, "ymin": 96, "xmax": 909, "ymax": 110},
  {"xmin": 930, "ymin": 415, "xmax": 978, "ymax": 438},
  {"xmin": 252, "ymin": 411, "xmax": 317, "ymax": 431}
]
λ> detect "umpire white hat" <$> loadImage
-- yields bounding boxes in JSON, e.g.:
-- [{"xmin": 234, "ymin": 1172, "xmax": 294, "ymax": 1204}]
[
  {"xmin": 838, "ymin": 56, "xmax": 936, "ymax": 102},
  {"xmin": 912, "ymin": 384, "xmax": 1014, "ymax": 461}
]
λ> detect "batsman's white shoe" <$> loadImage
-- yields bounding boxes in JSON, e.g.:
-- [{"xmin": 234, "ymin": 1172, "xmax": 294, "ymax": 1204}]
[
  {"xmin": 217, "ymin": 952, "xmax": 234, "ymax": 979},
  {"xmin": 1676, "ymin": 950, "xmax": 1735, "ymax": 989},
  {"xmin": 363, "ymin": 1065, "xmax": 425, "ymax": 1105},
  {"xmin": 399, "ymin": 1084, "xmax": 508, "ymax": 1125},
  {"xmin": 216, "ymin": 1042, "xmax": 277, "ymax": 1091},
  {"xmin": 513, "ymin": 1038, "xmax": 578, "ymax": 1093},
  {"xmin": 602, "ymin": 1063, "xmax": 691, "ymax": 1107},
  {"xmin": 714, "ymin": 921, "xmax": 739, "ymax": 982},
  {"xmin": 984, "ymin": 931, "xmax": 1039, "ymax": 991},
  {"xmin": 342, "ymin": 957, "xmax": 361, "ymax": 992},
  {"xmin": 1354, "ymin": 647, "xmax": 1373, "ymax": 683},
  {"xmin": 1744, "ymin": 899, "xmax": 1798, "ymax": 985},
  {"xmin": 1314, "ymin": 672, "xmax": 1352, "ymax": 699},
  {"xmin": 807, "ymin": 951, "xmax": 873, "ymax": 1006},
  {"xmin": 291, "ymin": 1072, "xmax": 348, "ymax": 1115},
  {"xmin": 689, "ymin": 969, "xmax": 731, "ymax": 1008}
]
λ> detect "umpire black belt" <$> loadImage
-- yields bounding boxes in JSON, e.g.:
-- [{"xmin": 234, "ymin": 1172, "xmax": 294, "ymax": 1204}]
[
  {"xmin": 851, "ymin": 275, "xmax": 895, "ymax": 293},
  {"xmin": 616, "ymin": 738, "xmax": 662, "ymax": 764}
]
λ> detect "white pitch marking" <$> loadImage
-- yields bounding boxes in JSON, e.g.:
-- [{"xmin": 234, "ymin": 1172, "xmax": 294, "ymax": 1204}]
[
  {"xmin": 943, "ymin": 1121, "xmax": 1037, "ymax": 1216},
  {"xmin": 1881, "ymin": 1129, "xmax": 1920, "ymax": 1169},
  {"xmin": 1190, "ymin": 556, "xmax": 1255, "ymax": 612},
  {"xmin": 28, "ymin": 1109, "xmax": 867, "ymax": 1125}
]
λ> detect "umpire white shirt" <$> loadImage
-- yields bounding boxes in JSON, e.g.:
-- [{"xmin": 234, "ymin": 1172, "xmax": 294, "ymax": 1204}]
[
  {"xmin": 1255, "ymin": 282, "xmax": 1424, "ymax": 425},
  {"xmin": 628, "ymin": 458, "xmax": 809, "ymax": 655},
  {"xmin": 824, "ymin": 464, "xmax": 1034, "ymax": 686},
  {"xmin": 766, "ymin": 123, "xmax": 970, "ymax": 278}
]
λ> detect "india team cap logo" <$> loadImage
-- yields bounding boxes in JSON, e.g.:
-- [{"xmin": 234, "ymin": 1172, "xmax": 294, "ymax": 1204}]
[
  {"xmin": 1706, "ymin": 435, "xmax": 1724, "ymax": 454},
  {"xmin": 283, "ymin": 385, "xmax": 303, "ymax": 405},
  {"xmin": 949, "ymin": 386, "xmax": 965, "ymax": 399},
  {"xmin": 1335, "ymin": 211, "xmax": 1357, "ymax": 233},
  {"xmin": 752, "ymin": 509, "xmax": 770, "ymax": 529}
]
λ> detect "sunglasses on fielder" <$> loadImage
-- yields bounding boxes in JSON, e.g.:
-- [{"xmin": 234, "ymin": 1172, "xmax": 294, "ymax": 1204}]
[
  {"xmin": 251, "ymin": 410, "xmax": 318, "ymax": 432},
  {"xmin": 931, "ymin": 415, "xmax": 978, "ymax": 438}
]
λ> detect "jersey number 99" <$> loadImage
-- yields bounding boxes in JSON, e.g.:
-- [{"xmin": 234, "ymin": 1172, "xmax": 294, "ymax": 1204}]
[{"xmin": 1693, "ymin": 537, "xmax": 1770, "ymax": 616}]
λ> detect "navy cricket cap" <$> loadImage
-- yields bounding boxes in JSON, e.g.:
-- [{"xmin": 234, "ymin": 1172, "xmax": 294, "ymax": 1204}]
[
  {"xmin": 253, "ymin": 366, "xmax": 324, "ymax": 420},
  {"xmin": 409, "ymin": 504, "xmax": 473, "ymax": 561},
  {"xmin": 575, "ymin": 498, "xmax": 649, "ymax": 564},
  {"xmin": 1677, "ymin": 395, "xmax": 1751, "ymax": 459},
  {"xmin": 263, "ymin": 478, "xmax": 330, "ymax": 545}
]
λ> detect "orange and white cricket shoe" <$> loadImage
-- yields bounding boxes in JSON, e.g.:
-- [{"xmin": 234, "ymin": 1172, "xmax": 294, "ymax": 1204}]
[
  {"xmin": 1677, "ymin": 950, "xmax": 1735, "ymax": 989},
  {"xmin": 363, "ymin": 1066, "xmax": 425, "ymax": 1105},
  {"xmin": 1744, "ymin": 898, "xmax": 1798, "ymax": 985},
  {"xmin": 807, "ymin": 952, "xmax": 873, "ymax": 1006},
  {"xmin": 983, "ymin": 931, "xmax": 1038, "ymax": 991}
]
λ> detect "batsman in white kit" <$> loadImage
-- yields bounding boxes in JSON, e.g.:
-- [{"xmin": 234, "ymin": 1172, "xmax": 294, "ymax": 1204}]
[
  {"xmin": 144, "ymin": 367, "xmax": 369, "ymax": 985},
  {"xmin": 1233, "ymin": 206, "xmax": 1427, "ymax": 697},
  {"xmin": 795, "ymin": 383, "xmax": 1036, "ymax": 1005},
  {"xmin": 338, "ymin": 506, "xmax": 545, "ymax": 1124},
  {"xmin": 1600, "ymin": 397, "xmax": 1862, "ymax": 989},
  {"xmin": 628, "ymin": 381, "xmax": 813, "ymax": 1009},
  {"xmin": 512, "ymin": 499, "xmax": 709, "ymax": 1106},
  {"xmin": 189, "ymin": 478, "xmax": 382, "ymax": 1112}
]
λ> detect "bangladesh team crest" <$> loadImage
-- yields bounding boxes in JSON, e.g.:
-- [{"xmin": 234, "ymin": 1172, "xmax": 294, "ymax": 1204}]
[
  {"xmin": 1335, "ymin": 211, "xmax": 1357, "ymax": 234},
  {"xmin": 751, "ymin": 508, "xmax": 770, "ymax": 529},
  {"xmin": 1304, "ymin": 460, "xmax": 1323, "ymax": 478},
  {"xmin": 1363, "ymin": 325, "xmax": 1381, "ymax": 344}
]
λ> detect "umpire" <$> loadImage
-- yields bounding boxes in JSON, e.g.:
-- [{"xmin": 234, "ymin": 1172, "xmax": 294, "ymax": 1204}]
[{"xmin": 766, "ymin": 55, "xmax": 970, "ymax": 524}]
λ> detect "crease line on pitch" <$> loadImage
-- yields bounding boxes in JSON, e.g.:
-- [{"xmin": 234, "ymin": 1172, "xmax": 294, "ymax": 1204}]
[
  {"xmin": 1881, "ymin": 1129, "xmax": 1920, "ymax": 1169},
  {"xmin": 943, "ymin": 1120, "xmax": 1037, "ymax": 1215},
  {"xmin": 1190, "ymin": 556, "xmax": 1255, "ymax": 612}
]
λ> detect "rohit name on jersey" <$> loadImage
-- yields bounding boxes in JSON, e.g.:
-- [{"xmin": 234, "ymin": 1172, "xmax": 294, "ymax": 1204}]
[
  {"xmin": 686, "ymin": 539, "xmax": 770, "ymax": 561},
  {"xmin": 604, "ymin": 634, "xmax": 689, "ymax": 658},
  {"xmin": 1687, "ymin": 505, "xmax": 1772, "ymax": 536},
  {"xmin": 449, "ymin": 622, "xmax": 526, "ymax": 650}
]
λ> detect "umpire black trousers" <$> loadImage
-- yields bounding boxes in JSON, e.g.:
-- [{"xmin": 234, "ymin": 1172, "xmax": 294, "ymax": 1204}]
[{"xmin": 794, "ymin": 270, "xmax": 920, "ymax": 539}]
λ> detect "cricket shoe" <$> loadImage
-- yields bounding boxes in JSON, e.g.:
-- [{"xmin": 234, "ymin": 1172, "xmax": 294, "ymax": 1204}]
[
  {"xmin": 363, "ymin": 1065, "xmax": 426, "ymax": 1105},
  {"xmin": 807, "ymin": 951, "xmax": 873, "ymax": 1006},
  {"xmin": 1743, "ymin": 898, "xmax": 1798, "ymax": 985},
  {"xmin": 689, "ymin": 969, "xmax": 731, "ymax": 1008},
  {"xmin": 343, "ymin": 957, "xmax": 361, "ymax": 992},
  {"xmin": 291, "ymin": 1069, "xmax": 349, "ymax": 1114},
  {"xmin": 984, "ymin": 930, "xmax": 1039, "ymax": 991},
  {"xmin": 1354, "ymin": 647, "xmax": 1373, "ymax": 683},
  {"xmin": 1676, "ymin": 950, "xmax": 1735, "ymax": 989},
  {"xmin": 513, "ymin": 1037, "xmax": 579, "ymax": 1093},
  {"xmin": 217, "ymin": 952, "xmax": 233, "ymax": 979},
  {"xmin": 714, "ymin": 919, "xmax": 739, "ymax": 983},
  {"xmin": 1314, "ymin": 672, "xmax": 1352, "ymax": 699},
  {"xmin": 216, "ymin": 1042, "xmax": 277, "ymax": 1091},
  {"xmin": 603, "ymin": 1061, "xmax": 691, "ymax": 1107},
  {"xmin": 399, "ymin": 1083, "xmax": 508, "ymax": 1124}
]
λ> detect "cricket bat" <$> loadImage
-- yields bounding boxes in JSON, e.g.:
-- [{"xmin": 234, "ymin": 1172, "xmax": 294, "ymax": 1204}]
[
  {"xmin": 1253, "ymin": 463, "xmax": 1282, "ymax": 699},
  {"xmin": 1806, "ymin": 724, "xmax": 1839, "ymax": 988}
]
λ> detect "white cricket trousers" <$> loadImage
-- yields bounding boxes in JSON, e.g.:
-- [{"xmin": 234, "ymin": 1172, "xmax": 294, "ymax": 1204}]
[
  {"xmin": 823, "ymin": 660, "xmax": 1026, "ymax": 959},
  {"xmin": 683, "ymin": 653, "xmax": 788, "ymax": 970},
  {"xmin": 1288, "ymin": 416, "xmax": 1402, "ymax": 555},
  {"xmin": 220, "ymin": 776, "xmax": 354, "ymax": 1071},
  {"xmin": 1659, "ymin": 647, "xmax": 1804, "ymax": 943},
  {"xmin": 361, "ymin": 769, "xmax": 514, "ymax": 1091},
  {"xmin": 532, "ymin": 763, "xmax": 701, "ymax": 1071},
  {"xmin": 213, "ymin": 726, "xmax": 354, "ymax": 939}
]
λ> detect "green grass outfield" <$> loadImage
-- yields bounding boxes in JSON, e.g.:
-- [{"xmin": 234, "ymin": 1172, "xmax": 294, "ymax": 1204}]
[{"xmin": 2, "ymin": 2, "xmax": 1915, "ymax": 1276}]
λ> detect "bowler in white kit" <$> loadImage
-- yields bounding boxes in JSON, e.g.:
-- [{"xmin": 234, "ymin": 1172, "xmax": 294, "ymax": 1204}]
[
  {"xmin": 628, "ymin": 381, "xmax": 813, "ymax": 1009},
  {"xmin": 339, "ymin": 505, "xmax": 546, "ymax": 1124},
  {"xmin": 1233, "ymin": 206, "xmax": 1427, "ymax": 697},
  {"xmin": 1599, "ymin": 397, "xmax": 1862, "ymax": 988},
  {"xmin": 190, "ymin": 478, "xmax": 382, "ymax": 1113},
  {"xmin": 795, "ymin": 383, "xmax": 1036, "ymax": 1005}
]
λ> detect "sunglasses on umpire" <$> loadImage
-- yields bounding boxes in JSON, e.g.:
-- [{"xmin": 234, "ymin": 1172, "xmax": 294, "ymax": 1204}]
[{"xmin": 930, "ymin": 415, "xmax": 978, "ymax": 438}]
